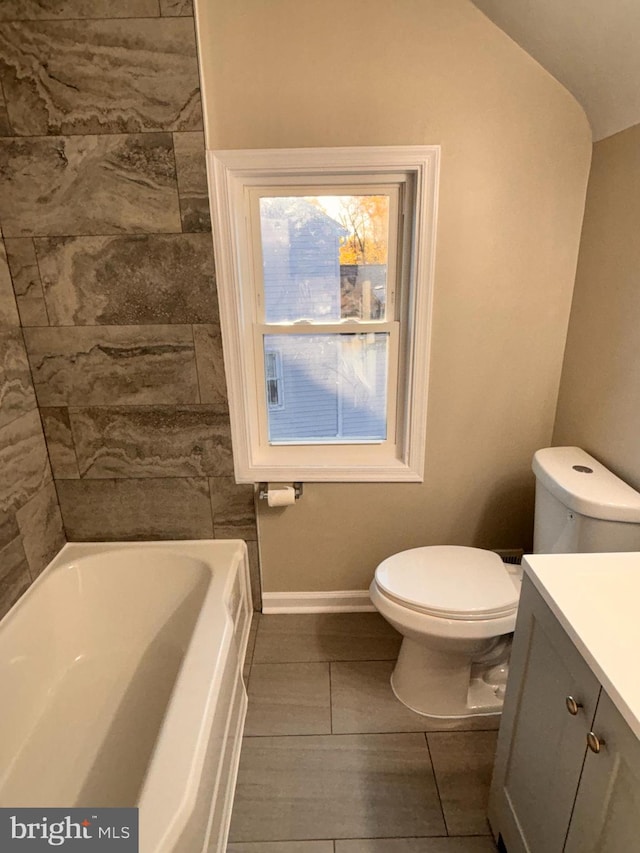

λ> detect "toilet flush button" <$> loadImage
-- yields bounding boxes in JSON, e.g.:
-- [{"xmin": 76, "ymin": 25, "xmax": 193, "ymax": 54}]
[{"xmin": 573, "ymin": 465, "xmax": 593, "ymax": 473}]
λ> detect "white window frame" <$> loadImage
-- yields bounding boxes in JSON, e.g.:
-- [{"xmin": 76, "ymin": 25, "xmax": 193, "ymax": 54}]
[{"xmin": 207, "ymin": 146, "xmax": 440, "ymax": 483}]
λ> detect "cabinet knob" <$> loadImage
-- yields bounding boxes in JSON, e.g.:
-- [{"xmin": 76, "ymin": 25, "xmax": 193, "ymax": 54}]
[
  {"xmin": 587, "ymin": 731, "xmax": 604, "ymax": 753},
  {"xmin": 565, "ymin": 696, "xmax": 582, "ymax": 715}
]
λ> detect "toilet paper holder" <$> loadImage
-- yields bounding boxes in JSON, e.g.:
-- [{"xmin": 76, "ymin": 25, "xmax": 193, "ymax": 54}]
[{"xmin": 258, "ymin": 482, "xmax": 304, "ymax": 502}]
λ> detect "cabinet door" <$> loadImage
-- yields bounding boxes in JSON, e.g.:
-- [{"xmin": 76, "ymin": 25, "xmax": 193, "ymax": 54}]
[
  {"xmin": 564, "ymin": 690, "xmax": 640, "ymax": 853},
  {"xmin": 488, "ymin": 576, "xmax": 601, "ymax": 853}
]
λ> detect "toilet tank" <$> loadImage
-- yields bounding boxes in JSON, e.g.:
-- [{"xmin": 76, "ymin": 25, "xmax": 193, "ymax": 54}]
[{"xmin": 532, "ymin": 447, "xmax": 640, "ymax": 554}]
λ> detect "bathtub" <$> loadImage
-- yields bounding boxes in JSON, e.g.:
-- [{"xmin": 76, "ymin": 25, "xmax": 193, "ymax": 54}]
[{"xmin": 0, "ymin": 539, "xmax": 252, "ymax": 853}]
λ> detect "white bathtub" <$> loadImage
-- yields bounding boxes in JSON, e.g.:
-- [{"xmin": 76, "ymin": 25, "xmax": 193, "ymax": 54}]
[{"xmin": 0, "ymin": 539, "xmax": 252, "ymax": 853}]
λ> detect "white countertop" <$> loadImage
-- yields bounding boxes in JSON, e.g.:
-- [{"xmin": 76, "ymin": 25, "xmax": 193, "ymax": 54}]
[{"xmin": 524, "ymin": 551, "xmax": 640, "ymax": 739}]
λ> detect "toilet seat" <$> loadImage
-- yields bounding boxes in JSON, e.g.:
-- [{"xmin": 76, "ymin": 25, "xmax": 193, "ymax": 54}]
[{"xmin": 374, "ymin": 545, "xmax": 519, "ymax": 621}]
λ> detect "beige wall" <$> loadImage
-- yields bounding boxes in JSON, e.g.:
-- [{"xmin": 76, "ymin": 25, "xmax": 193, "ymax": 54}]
[
  {"xmin": 196, "ymin": 0, "xmax": 592, "ymax": 592},
  {"xmin": 554, "ymin": 122, "xmax": 640, "ymax": 490}
]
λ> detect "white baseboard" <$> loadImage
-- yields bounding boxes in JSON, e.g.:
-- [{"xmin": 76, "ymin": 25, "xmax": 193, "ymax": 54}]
[{"xmin": 261, "ymin": 590, "xmax": 375, "ymax": 614}]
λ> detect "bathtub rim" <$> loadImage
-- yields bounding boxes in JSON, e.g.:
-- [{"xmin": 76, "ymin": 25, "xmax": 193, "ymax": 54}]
[{"xmin": 0, "ymin": 540, "xmax": 242, "ymax": 627}]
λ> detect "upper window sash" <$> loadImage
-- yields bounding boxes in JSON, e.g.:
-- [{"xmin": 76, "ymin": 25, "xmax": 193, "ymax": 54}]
[{"xmin": 245, "ymin": 184, "xmax": 402, "ymax": 326}]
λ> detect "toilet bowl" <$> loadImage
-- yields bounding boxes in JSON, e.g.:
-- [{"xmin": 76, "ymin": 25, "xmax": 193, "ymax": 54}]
[{"xmin": 369, "ymin": 545, "xmax": 520, "ymax": 718}]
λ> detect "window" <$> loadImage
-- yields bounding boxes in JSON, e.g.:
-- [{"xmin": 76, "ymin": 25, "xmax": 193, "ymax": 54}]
[{"xmin": 208, "ymin": 147, "xmax": 439, "ymax": 482}]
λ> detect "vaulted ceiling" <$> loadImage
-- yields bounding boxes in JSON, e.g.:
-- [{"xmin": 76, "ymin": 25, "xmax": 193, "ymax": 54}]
[{"xmin": 472, "ymin": 0, "xmax": 640, "ymax": 141}]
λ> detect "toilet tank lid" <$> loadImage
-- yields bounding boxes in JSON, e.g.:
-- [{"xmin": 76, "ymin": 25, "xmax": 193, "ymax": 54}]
[{"xmin": 533, "ymin": 447, "xmax": 640, "ymax": 523}]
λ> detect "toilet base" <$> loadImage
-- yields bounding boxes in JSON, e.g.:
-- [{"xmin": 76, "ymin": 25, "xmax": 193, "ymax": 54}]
[{"xmin": 390, "ymin": 636, "xmax": 508, "ymax": 719}]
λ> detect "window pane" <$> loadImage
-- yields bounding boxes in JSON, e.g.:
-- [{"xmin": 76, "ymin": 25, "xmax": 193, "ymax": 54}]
[
  {"xmin": 259, "ymin": 196, "xmax": 389, "ymax": 323},
  {"xmin": 264, "ymin": 333, "xmax": 388, "ymax": 443}
]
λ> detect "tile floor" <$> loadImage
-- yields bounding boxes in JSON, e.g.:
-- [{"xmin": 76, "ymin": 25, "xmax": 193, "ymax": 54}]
[{"xmin": 227, "ymin": 612, "xmax": 499, "ymax": 852}]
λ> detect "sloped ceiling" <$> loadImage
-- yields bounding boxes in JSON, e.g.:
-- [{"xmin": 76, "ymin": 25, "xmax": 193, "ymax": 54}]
[{"xmin": 472, "ymin": 0, "xmax": 640, "ymax": 141}]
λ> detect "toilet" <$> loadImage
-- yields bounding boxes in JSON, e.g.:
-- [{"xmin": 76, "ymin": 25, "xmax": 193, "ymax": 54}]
[{"xmin": 370, "ymin": 446, "xmax": 640, "ymax": 719}]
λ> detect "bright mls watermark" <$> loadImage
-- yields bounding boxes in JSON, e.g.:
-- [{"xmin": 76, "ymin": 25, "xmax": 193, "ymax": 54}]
[{"xmin": 0, "ymin": 809, "xmax": 138, "ymax": 851}]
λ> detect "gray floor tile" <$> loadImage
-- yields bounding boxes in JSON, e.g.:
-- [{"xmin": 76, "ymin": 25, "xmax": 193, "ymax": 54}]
[
  {"xmin": 253, "ymin": 613, "xmax": 401, "ymax": 663},
  {"xmin": 228, "ymin": 843, "xmax": 334, "ymax": 852},
  {"xmin": 427, "ymin": 731, "xmax": 498, "ymax": 836},
  {"xmin": 245, "ymin": 663, "xmax": 331, "ymax": 736},
  {"xmin": 336, "ymin": 838, "xmax": 498, "ymax": 852},
  {"xmin": 229, "ymin": 733, "xmax": 445, "ymax": 842},
  {"xmin": 331, "ymin": 662, "xmax": 500, "ymax": 735}
]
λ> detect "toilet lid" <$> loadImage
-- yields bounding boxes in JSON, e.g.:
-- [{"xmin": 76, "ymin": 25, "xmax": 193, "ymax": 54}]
[{"xmin": 375, "ymin": 546, "xmax": 519, "ymax": 620}]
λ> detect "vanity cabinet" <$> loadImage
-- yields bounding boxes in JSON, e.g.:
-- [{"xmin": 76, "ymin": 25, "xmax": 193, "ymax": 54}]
[
  {"xmin": 563, "ymin": 689, "xmax": 640, "ymax": 853},
  {"xmin": 488, "ymin": 574, "xmax": 640, "ymax": 852}
]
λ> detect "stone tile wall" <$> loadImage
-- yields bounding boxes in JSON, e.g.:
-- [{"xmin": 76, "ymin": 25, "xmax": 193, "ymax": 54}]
[
  {"xmin": 0, "ymin": 0, "xmax": 261, "ymax": 608},
  {"xmin": 0, "ymin": 228, "xmax": 65, "ymax": 617}
]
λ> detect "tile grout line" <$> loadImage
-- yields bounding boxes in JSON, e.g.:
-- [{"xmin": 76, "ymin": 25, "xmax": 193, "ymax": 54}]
[
  {"xmin": 190, "ymin": 323, "xmax": 203, "ymax": 404},
  {"xmin": 241, "ymin": 729, "xmax": 492, "ymax": 741},
  {"xmin": 424, "ymin": 731, "xmax": 450, "ymax": 836},
  {"xmin": 40, "ymin": 403, "xmax": 225, "ymax": 410},
  {"xmin": 64, "ymin": 407, "xmax": 85, "ymax": 480},
  {"xmin": 231, "ymin": 834, "xmax": 491, "ymax": 843},
  {"xmin": 329, "ymin": 661, "xmax": 334, "ymax": 734},
  {"xmin": 12, "ymin": 231, "xmax": 196, "ymax": 240},
  {"xmin": 0, "ymin": 16, "xmax": 170, "ymax": 24},
  {"xmin": 0, "ymin": 129, "xmax": 202, "ymax": 141},
  {"xmin": 16, "ymin": 320, "xmax": 215, "ymax": 330},
  {"xmin": 171, "ymin": 131, "xmax": 187, "ymax": 232},
  {"xmin": 28, "ymin": 235, "xmax": 53, "ymax": 327},
  {"xmin": 239, "ymin": 724, "xmax": 498, "ymax": 738}
]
